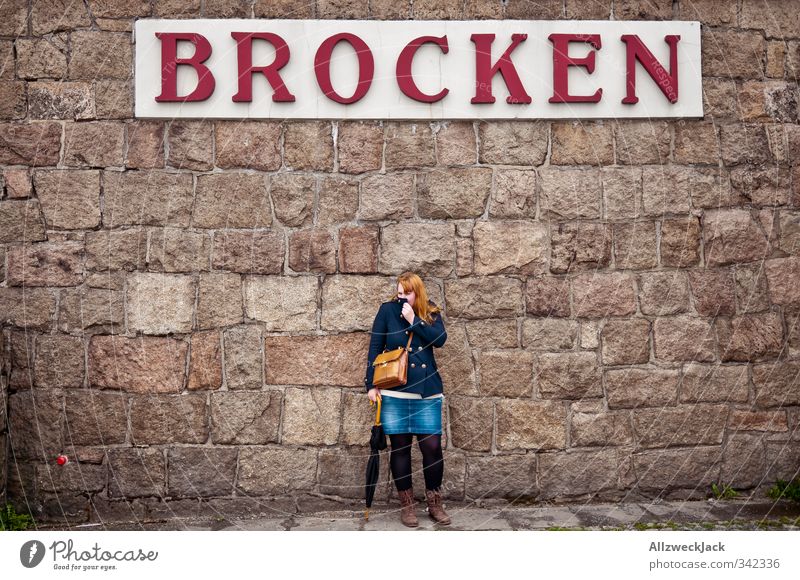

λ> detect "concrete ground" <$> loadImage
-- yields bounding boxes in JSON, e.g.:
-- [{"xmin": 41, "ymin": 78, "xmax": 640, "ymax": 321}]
[{"xmin": 36, "ymin": 498, "xmax": 800, "ymax": 531}]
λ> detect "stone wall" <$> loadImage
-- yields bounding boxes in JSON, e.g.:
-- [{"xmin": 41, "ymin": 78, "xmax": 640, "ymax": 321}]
[{"xmin": 1, "ymin": 0, "xmax": 799, "ymax": 524}]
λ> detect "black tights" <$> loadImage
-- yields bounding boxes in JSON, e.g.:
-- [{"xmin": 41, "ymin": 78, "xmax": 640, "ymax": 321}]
[{"xmin": 388, "ymin": 433, "xmax": 444, "ymax": 492}]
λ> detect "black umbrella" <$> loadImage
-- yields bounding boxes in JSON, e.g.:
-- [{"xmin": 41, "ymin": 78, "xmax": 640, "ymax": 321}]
[{"xmin": 365, "ymin": 396, "xmax": 387, "ymax": 520}]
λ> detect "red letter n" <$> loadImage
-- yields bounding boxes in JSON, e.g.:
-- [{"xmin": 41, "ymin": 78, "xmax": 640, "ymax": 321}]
[{"xmin": 620, "ymin": 34, "xmax": 680, "ymax": 105}]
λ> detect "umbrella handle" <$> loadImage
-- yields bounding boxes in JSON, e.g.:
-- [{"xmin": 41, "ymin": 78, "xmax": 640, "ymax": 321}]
[{"xmin": 374, "ymin": 396, "xmax": 382, "ymax": 426}]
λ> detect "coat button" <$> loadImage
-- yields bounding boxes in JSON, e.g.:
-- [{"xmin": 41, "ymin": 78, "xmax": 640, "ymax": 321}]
[
  {"xmin": 407, "ymin": 347, "xmax": 412, "ymax": 351},
  {"xmin": 417, "ymin": 346, "xmax": 422, "ymax": 350},
  {"xmin": 421, "ymin": 363, "xmax": 427, "ymax": 368},
  {"xmin": 405, "ymin": 330, "xmax": 408, "ymax": 334},
  {"xmin": 411, "ymin": 363, "xmax": 416, "ymax": 368}
]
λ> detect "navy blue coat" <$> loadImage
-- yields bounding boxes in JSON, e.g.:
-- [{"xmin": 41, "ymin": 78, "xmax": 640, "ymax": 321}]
[{"xmin": 364, "ymin": 299, "xmax": 447, "ymax": 398}]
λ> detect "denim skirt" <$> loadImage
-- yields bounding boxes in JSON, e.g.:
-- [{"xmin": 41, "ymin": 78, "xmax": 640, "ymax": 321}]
[{"xmin": 380, "ymin": 396, "xmax": 443, "ymax": 435}]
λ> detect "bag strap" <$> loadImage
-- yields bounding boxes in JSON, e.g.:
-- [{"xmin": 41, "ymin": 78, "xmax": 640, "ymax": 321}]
[{"xmin": 405, "ymin": 331, "xmax": 414, "ymax": 351}]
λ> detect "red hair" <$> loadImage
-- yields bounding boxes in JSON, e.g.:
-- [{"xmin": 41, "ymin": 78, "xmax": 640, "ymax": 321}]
[{"xmin": 389, "ymin": 271, "xmax": 442, "ymax": 324}]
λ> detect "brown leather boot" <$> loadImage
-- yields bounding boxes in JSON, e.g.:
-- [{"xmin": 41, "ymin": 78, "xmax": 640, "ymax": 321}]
[
  {"xmin": 397, "ymin": 488, "xmax": 419, "ymax": 527},
  {"xmin": 425, "ymin": 488, "xmax": 451, "ymax": 525}
]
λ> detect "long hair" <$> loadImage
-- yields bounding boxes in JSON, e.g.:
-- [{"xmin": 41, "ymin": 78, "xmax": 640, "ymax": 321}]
[{"xmin": 387, "ymin": 272, "xmax": 442, "ymax": 324}]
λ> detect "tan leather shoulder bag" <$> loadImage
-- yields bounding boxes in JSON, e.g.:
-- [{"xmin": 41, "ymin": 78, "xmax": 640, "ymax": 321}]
[{"xmin": 371, "ymin": 331, "xmax": 414, "ymax": 389}]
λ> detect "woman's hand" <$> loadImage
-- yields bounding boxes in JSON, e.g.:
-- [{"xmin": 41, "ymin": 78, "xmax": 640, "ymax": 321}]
[
  {"xmin": 368, "ymin": 388, "xmax": 382, "ymax": 403},
  {"xmin": 401, "ymin": 303, "xmax": 415, "ymax": 325}
]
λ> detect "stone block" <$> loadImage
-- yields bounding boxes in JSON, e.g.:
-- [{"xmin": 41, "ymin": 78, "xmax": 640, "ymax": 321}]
[
  {"xmin": 34, "ymin": 334, "xmax": 85, "ymax": 388},
  {"xmin": 478, "ymin": 121, "xmax": 548, "ymax": 165},
  {"xmin": 6, "ymin": 241, "xmax": 84, "ymax": 287},
  {"xmin": 103, "ymin": 171, "xmax": 192, "ymax": 227},
  {"xmin": 680, "ymin": 362, "xmax": 749, "ymax": 403},
  {"xmin": 435, "ymin": 121, "xmax": 476, "ymax": 166},
  {"xmin": 0, "ymin": 288, "xmax": 56, "ymax": 330},
  {"xmin": 605, "ymin": 367, "xmax": 680, "ymax": 409},
  {"xmin": 148, "ymin": 228, "xmax": 211, "ymax": 272},
  {"xmin": 384, "ymin": 122, "xmax": 436, "ymax": 168},
  {"xmin": 571, "ymin": 411, "xmax": 633, "ymax": 447},
  {"xmin": 703, "ymin": 209, "xmax": 769, "ymax": 267},
  {"xmin": 321, "ymin": 275, "xmax": 393, "ymax": 332},
  {"xmin": 702, "ymin": 28, "xmax": 765, "ymax": 78},
  {"xmin": 449, "ymin": 396, "xmax": 493, "ymax": 452},
  {"xmin": 378, "ymin": 222, "xmax": 456, "ymax": 277},
  {"xmin": 126, "ymin": 272, "xmax": 195, "ymax": 334},
  {"xmin": 601, "ymin": 318, "xmax": 651, "ymax": 365},
  {"xmin": 633, "ymin": 446, "xmax": 723, "ymax": 491},
  {"xmin": 521, "ymin": 318, "xmax": 577, "ymax": 351},
  {"xmin": 237, "ymin": 447, "xmax": 317, "ymax": 494},
  {"xmin": 716, "ymin": 311, "xmax": 784, "ymax": 362},
  {"xmin": 417, "ymin": 168, "xmax": 491, "ymax": 219},
  {"xmin": 358, "ymin": 173, "xmax": 414, "ymax": 221},
  {"xmin": 538, "ymin": 449, "xmax": 619, "ymax": 499},
  {"xmin": 537, "ymin": 352, "xmax": 602, "ymax": 400},
  {"xmin": 0, "ymin": 200, "xmax": 47, "ymax": 242},
  {"xmin": 632, "ymin": 404, "xmax": 729, "ymax": 448},
  {"xmin": 539, "ymin": 168, "xmax": 602, "ymax": 219},
  {"xmin": 525, "ymin": 276, "xmax": 570, "ymax": 317},
  {"xmin": 284, "ymin": 121, "xmax": 334, "ymax": 171},
  {"xmin": 211, "ymin": 230, "xmax": 284, "ymax": 275},
  {"xmin": 281, "ymin": 387, "xmax": 342, "ymax": 445},
  {"xmin": 270, "ymin": 173, "xmax": 314, "ymax": 228},
  {"xmin": 244, "ymin": 276, "xmax": 317, "ymax": 331},
  {"xmin": 660, "ymin": 216, "xmax": 702, "ymax": 268},
  {"xmin": 602, "ymin": 167, "xmax": 642, "ymax": 219},
  {"xmin": 687, "ymin": 269, "xmax": 737, "ymax": 317},
  {"xmin": 478, "ymin": 349, "xmax": 534, "ymax": 397},
  {"xmin": 223, "ymin": 325, "xmax": 263, "ymax": 390},
  {"xmin": 446, "ymin": 277, "xmax": 523, "ymax": 319},
  {"xmin": 474, "ymin": 220, "xmax": 548, "ymax": 275},
  {"xmin": 89, "ymin": 335, "xmax": 188, "ymax": 393},
  {"xmin": 289, "ymin": 228, "xmax": 336, "ymax": 273},
  {"xmin": 107, "ymin": 448, "xmax": 165, "ymax": 498},
  {"xmin": 337, "ymin": 121, "xmax": 383, "ymax": 174},
  {"xmin": 614, "ymin": 121, "xmax": 670, "ymax": 165},
  {"xmin": 28, "ymin": 82, "xmax": 94, "ymax": 120},
  {"xmin": 613, "ymin": 222, "xmax": 657, "ymax": 270},
  {"xmin": 130, "ymin": 394, "xmax": 208, "ymax": 444},
  {"xmin": 167, "ymin": 121, "xmax": 214, "ymax": 170},
  {"xmin": 653, "ymin": 316, "xmax": 716, "ymax": 362},
  {"xmin": 466, "ymin": 453, "xmax": 537, "ymax": 499},
  {"xmin": 57, "ymin": 287, "xmax": 125, "ymax": 333},
  {"xmin": 550, "ymin": 221, "xmax": 611, "ymax": 274},
  {"xmin": 196, "ymin": 272, "xmax": 243, "ymax": 330},
  {"xmin": 318, "ymin": 177, "xmax": 359, "ymax": 225},
  {"xmin": 0, "ymin": 122, "xmax": 62, "ymax": 165},
  {"xmin": 338, "ymin": 226, "xmax": 379, "ymax": 273},
  {"xmin": 215, "ymin": 121, "xmax": 282, "ymax": 170},
  {"xmin": 496, "ymin": 399, "xmax": 566, "ymax": 451},
  {"xmin": 550, "ymin": 121, "xmax": 614, "ymax": 165},
  {"xmin": 8, "ymin": 390, "xmax": 63, "ymax": 461},
  {"xmin": 194, "ymin": 173, "xmax": 271, "ymax": 229},
  {"xmin": 264, "ymin": 334, "xmax": 368, "ymax": 386},
  {"xmin": 168, "ymin": 447, "xmax": 238, "ymax": 497},
  {"xmin": 572, "ymin": 272, "xmax": 636, "ymax": 318},
  {"xmin": 85, "ymin": 228, "xmax": 147, "ymax": 271},
  {"xmin": 187, "ymin": 330, "xmax": 222, "ymax": 391},
  {"xmin": 638, "ymin": 271, "xmax": 690, "ymax": 316},
  {"xmin": 64, "ymin": 122, "xmax": 125, "ymax": 167}
]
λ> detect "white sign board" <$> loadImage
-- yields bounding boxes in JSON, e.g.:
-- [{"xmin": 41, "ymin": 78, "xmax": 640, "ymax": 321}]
[{"xmin": 134, "ymin": 19, "xmax": 702, "ymax": 119}]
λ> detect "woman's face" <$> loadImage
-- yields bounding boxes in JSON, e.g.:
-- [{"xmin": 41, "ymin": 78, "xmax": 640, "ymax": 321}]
[{"xmin": 397, "ymin": 283, "xmax": 416, "ymax": 307}]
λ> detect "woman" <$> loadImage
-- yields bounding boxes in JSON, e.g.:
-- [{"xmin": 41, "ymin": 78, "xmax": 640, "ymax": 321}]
[{"xmin": 364, "ymin": 272, "xmax": 450, "ymax": 527}]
